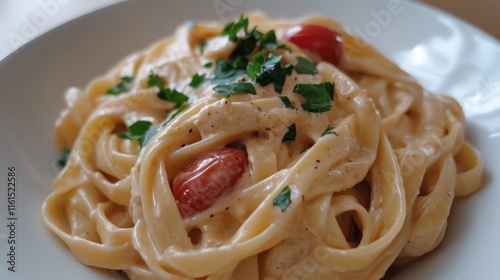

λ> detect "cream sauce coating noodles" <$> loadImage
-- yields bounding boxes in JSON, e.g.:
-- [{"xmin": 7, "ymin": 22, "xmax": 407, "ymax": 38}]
[{"xmin": 42, "ymin": 13, "xmax": 482, "ymax": 280}]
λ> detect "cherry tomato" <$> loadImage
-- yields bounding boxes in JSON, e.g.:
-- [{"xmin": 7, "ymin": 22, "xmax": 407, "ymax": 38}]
[
  {"xmin": 283, "ymin": 24, "xmax": 343, "ymax": 66},
  {"xmin": 171, "ymin": 148, "xmax": 247, "ymax": 217}
]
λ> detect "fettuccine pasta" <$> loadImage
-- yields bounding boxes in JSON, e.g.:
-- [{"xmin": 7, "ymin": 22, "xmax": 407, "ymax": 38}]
[{"xmin": 42, "ymin": 13, "xmax": 482, "ymax": 280}]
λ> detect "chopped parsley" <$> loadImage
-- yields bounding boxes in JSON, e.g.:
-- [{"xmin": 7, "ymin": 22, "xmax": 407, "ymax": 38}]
[
  {"xmin": 208, "ymin": 16, "xmax": 328, "ymax": 99},
  {"xmin": 321, "ymin": 125, "xmax": 338, "ymax": 136},
  {"xmin": 273, "ymin": 186, "xmax": 292, "ymax": 212},
  {"xmin": 293, "ymin": 82, "xmax": 334, "ymax": 113},
  {"xmin": 189, "ymin": 73, "xmax": 206, "ymax": 88},
  {"xmin": 203, "ymin": 62, "xmax": 213, "ymax": 68},
  {"xmin": 222, "ymin": 15, "xmax": 249, "ymax": 41},
  {"xmin": 106, "ymin": 76, "xmax": 134, "ymax": 95},
  {"xmin": 219, "ymin": 16, "xmax": 294, "ymax": 93},
  {"xmin": 282, "ymin": 123, "xmax": 296, "ymax": 143},
  {"xmin": 199, "ymin": 41, "xmax": 208, "ymax": 54},
  {"xmin": 213, "ymin": 82, "xmax": 256, "ymax": 97},
  {"xmin": 247, "ymin": 51, "xmax": 293, "ymax": 94},
  {"xmin": 279, "ymin": 96, "xmax": 296, "ymax": 109},
  {"xmin": 294, "ymin": 57, "xmax": 318, "ymax": 75},
  {"xmin": 56, "ymin": 148, "xmax": 71, "ymax": 168},
  {"xmin": 116, "ymin": 120, "xmax": 152, "ymax": 147},
  {"xmin": 212, "ymin": 58, "xmax": 246, "ymax": 84},
  {"xmin": 230, "ymin": 31, "xmax": 259, "ymax": 59},
  {"xmin": 259, "ymin": 30, "xmax": 287, "ymax": 50},
  {"xmin": 147, "ymin": 73, "xmax": 189, "ymax": 108},
  {"xmin": 230, "ymin": 56, "xmax": 249, "ymax": 70},
  {"xmin": 260, "ymin": 30, "xmax": 277, "ymax": 49}
]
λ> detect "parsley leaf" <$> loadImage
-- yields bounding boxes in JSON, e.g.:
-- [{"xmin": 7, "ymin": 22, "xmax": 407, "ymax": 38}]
[
  {"xmin": 247, "ymin": 52, "xmax": 293, "ymax": 94},
  {"xmin": 321, "ymin": 125, "xmax": 339, "ymax": 137},
  {"xmin": 259, "ymin": 30, "xmax": 280, "ymax": 50},
  {"xmin": 189, "ymin": 73, "xmax": 206, "ymax": 88},
  {"xmin": 245, "ymin": 50, "xmax": 265, "ymax": 81},
  {"xmin": 282, "ymin": 123, "xmax": 296, "ymax": 143},
  {"xmin": 199, "ymin": 41, "xmax": 208, "ymax": 54},
  {"xmin": 203, "ymin": 62, "xmax": 213, "ymax": 68},
  {"xmin": 157, "ymin": 88, "xmax": 188, "ymax": 108},
  {"xmin": 57, "ymin": 148, "xmax": 71, "ymax": 168},
  {"xmin": 106, "ymin": 76, "xmax": 134, "ymax": 95},
  {"xmin": 230, "ymin": 34, "xmax": 258, "ymax": 59},
  {"xmin": 295, "ymin": 57, "xmax": 318, "ymax": 75},
  {"xmin": 279, "ymin": 96, "xmax": 296, "ymax": 109},
  {"xmin": 214, "ymin": 59, "xmax": 236, "ymax": 79},
  {"xmin": 230, "ymin": 56, "xmax": 249, "ymax": 70},
  {"xmin": 212, "ymin": 59, "xmax": 246, "ymax": 84},
  {"xmin": 273, "ymin": 186, "xmax": 292, "ymax": 212},
  {"xmin": 213, "ymin": 83, "xmax": 256, "ymax": 97},
  {"xmin": 259, "ymin": 30, "xmax": 289, "ymax": 50},
  {"xmin": 222, "ymin": 15, "xmax": 249, "ymax": 42},
  {"xmin": 147, "ymin": 73, "xmax": 189, "ymax": 108},
  {"xmin": 117, "ymin": 120, "xmax": 152, "ymax": 147},
  {"xmin": 229, "ymin": 26, "xmax": 264, "ymax": 64},
  {"xmin": 293, "ymin": 82, "xmax": 334, "ymax": 113}
]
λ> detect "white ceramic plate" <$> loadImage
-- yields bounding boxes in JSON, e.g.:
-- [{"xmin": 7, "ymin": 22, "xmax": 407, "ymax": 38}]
[{"xmin": 0, "ymin": 1, "xmax": 499, "ymax": 279}]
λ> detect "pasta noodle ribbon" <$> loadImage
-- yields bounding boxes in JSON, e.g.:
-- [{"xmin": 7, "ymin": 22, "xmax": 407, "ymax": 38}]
[{"xmin": 42, "ymin": 13, "xmax": 482, "ymax": 279}]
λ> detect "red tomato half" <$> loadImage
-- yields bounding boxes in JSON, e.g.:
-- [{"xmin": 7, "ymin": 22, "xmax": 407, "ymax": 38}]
[
  {"xmin": 172, "ymin": 148, "xmax": 247, "ymax": 217},
  {"xmin": 284, "ymin": 24, "xmax": 343, "ymax": 66}
]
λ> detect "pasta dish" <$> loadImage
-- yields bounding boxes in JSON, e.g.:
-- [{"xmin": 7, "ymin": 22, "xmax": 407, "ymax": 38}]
[{"xmin": 42, "ymin": 13, "xmax": 483, "ymax": 279}]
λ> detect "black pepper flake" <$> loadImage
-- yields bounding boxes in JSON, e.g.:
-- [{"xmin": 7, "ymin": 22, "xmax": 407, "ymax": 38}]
[{"xmin": 189, "ymin": 128, "xmax": 193, "ymax": 133}]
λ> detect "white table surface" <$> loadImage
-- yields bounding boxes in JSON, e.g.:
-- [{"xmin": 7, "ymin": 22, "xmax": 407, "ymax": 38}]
[{"xmin": 1, "ymin": 0, "xmax": 498, "ymax": 62}]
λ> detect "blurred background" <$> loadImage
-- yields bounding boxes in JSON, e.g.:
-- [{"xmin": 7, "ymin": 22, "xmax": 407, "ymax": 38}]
[
  {"xmin": 0, "ymin": 0, "xmax": 498, "ymax": 61},
  {"xmin": 422, "ymin": 0, "xmax": 499, "ymax": 38}
]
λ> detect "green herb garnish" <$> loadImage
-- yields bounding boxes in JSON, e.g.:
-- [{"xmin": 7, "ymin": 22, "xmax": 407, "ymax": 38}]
[
  {"xmin": 213, "ymin": 82, "xmax": 256, "ymax": 97},
  {"xmin": 57, "ymin": 148, "xmax": 71, "ymax": 168},
  {"xmin": 273, "ymin": 186, "xmax": 292, "ymax": 212},
  {"xmin": 147, "ymin": 73, "xmax": 189, "ymax": 108},
  {"xmin": 212, "ymin": 59, "xmax": 247, "ymax": 84},
  {"xmin": 293, "ymin": 82, "xmax": 334, "ymax": 112},
  {"xmin": 203, "ymin": 62, "xmax": 213, "ymax": 68},
  {"xmin": 295, "ymin": 57, "xmax": 318, "ymax": 75},
  {"xmin": 230, "ymin": 33, "xmax": 259, "ymax": 59},
  {"xmin": 199, "ymin": 41, "xmax": 208, "ymax": 54},
  {"xmin": 282, "ymin": 124, "xmax": 296, "ymax": 143},
  {"xmin": 229, "ymin": 26, "xmax": 264, "ymax": 66},
  {"xmin": 189, "ymin": 73, "xmax": 206, "ymax": 88},
  {"xmin": 117, "ymin": 120, "xmax": 152, "ymax": 147},
  {"xmin": 247, "ymin": 51, "xmax": 293, "ymax": 94},
  {"xmin": 222, "ymin": 15, "xmax": 249, "ymax": 42},
  {"xmin": 279, "ymin": 96, "xmax": 296, "ymax": 109},
  {"xmin": 106, "ymin": 76, "xmax": 134, "ymax": 95},
  {"xmin": 321, "ymin": 125, "xmax": 338, "ymax": 137}
]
